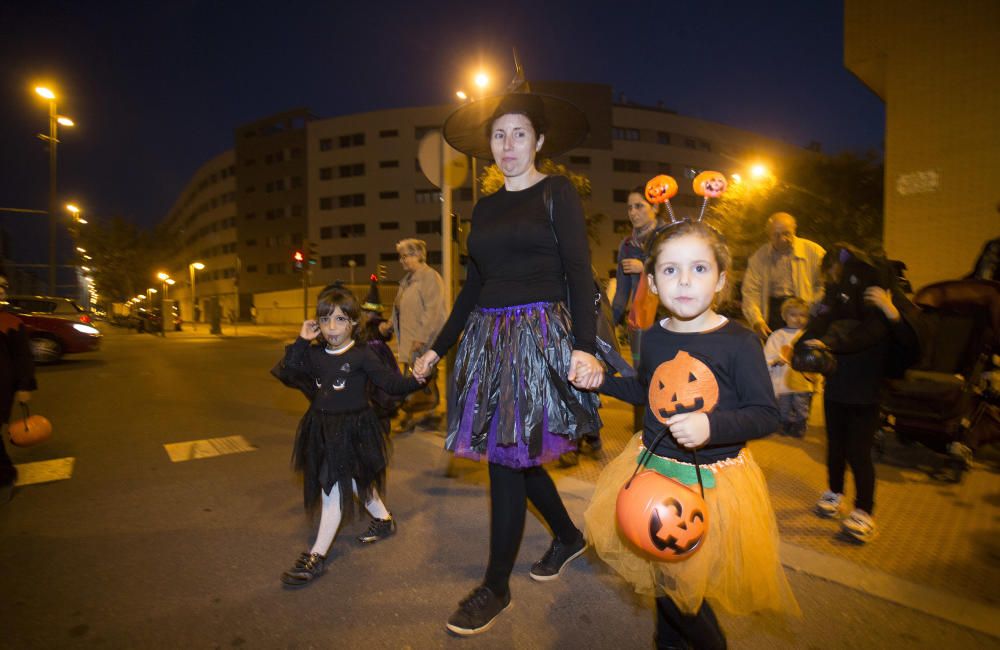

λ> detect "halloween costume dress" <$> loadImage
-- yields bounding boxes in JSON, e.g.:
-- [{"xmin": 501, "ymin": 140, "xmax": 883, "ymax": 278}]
[
  {"xmin": 584, "ymin": 319, "xmax": 800, "ymax": 617},
  {"xmin": 271, "ymin": 338, "xmax": 420, "ymax": 515},
  {"xmin": 430, "ymin": 175, "xmax": 602, "ymax": 466}
]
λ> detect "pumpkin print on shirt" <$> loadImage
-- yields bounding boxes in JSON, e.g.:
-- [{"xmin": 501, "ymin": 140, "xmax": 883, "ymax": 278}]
[{"xmin": 648, "ymin": 350, "xmax": 720, "ymax": 423}]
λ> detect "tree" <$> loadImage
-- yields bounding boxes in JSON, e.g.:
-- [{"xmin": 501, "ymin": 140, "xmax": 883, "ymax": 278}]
[
  {"xmin": 76, "ymin": 217, "xmax": 176, "ymax": 302},
  {"xmin": 708, "ymin": 151, "xmax": 884, "ymax": 269},
  {"xmin": 479, "ymin": 159, "xmax": 606, "ymax": 245}
]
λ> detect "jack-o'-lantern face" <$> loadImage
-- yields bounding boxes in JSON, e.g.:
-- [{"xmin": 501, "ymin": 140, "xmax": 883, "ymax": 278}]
[
  {"xmin": 648, "ymin": 351, "xmax": 719, "ymax": 423},
  {"xmin": 645, "ymin": 175, "xmax": 678, "ymax": 204},
  {"xmin": 616, "ymin": 471, "xmax": 709, "ymax": 561},
  {"xmin": 692, "ymin": 170, "xmax": 727, "ymax": 198}
]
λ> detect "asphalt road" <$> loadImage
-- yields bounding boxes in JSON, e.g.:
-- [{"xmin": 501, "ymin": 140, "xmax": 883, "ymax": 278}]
[{"xmin": 1, "ymin": 327, "xmax": 996, "ymax": 649}]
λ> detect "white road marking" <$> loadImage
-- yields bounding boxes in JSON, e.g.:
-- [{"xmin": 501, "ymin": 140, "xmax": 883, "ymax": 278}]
[{"xmin": 163, "ymin": 435, "xmax": 257, "ymax": 462}]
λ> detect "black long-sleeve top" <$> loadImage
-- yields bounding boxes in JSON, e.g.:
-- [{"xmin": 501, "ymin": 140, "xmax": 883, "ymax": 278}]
[
  {"xmin": 0, "ymin": 311, "xmax": 37, "ymax": 421},
  {"xmin": 431, "ymin": 175, "xmax": 596, "ymax": 356},
  {"xmin": 272, "ymin": 338, "xmax": 420, "ymax": 412},
  {"xmin": 600, "ymin": 319, "xmax": 779, "ymax": 463}
]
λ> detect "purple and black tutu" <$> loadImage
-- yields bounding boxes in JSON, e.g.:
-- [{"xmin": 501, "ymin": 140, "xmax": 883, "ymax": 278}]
[
  {"xmin": 292, "ymin": 406, "xmax": 389, "ymax": 517},
  {"xmin": 446, "ymin": 301, "xmax": 602, "ymax": 468}
]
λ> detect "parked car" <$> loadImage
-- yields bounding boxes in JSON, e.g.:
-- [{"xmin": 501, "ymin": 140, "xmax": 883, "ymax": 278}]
[
  {"xmin": 6, "ymin": 295, "xmax": 94, "ymax": 324},
  {"xmin": 12, "ymin": 310, "xmax": 102, "ymax": 363},
  {"xmin": 131, "ymin": 306, "xmax": 182, "ymax": 333}
]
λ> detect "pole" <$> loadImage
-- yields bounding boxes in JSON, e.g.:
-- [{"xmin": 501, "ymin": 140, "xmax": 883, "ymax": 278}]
[
  {"xmin": 161, "ymin": 282, "xmax": 167, "ymax": 337},
  {"xmin": 302, "ymin": 267, "xmax": 308, "ymax": 322},
  {"xmin": 441, "ymin": 138, "xmax": 453, "ymax": 306},
  {"xmin": 47, "ymin": 100, "xmax": 58, "ymax": 295},
  {"xmin": 233, "ymin": 256, "xmax": 241, "ymax": 337},
  {"xmin": 189, "ymin": 265, "xmax": 197, "ymax": 331}
]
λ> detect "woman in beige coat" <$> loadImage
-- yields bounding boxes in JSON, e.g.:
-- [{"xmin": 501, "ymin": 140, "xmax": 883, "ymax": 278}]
[{"xmin": 389, "ymin": 239, "xmax": 446, "ymax": 427}]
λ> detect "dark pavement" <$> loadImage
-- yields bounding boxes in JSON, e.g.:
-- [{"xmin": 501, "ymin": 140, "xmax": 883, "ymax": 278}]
[{"xmin": 1, "ymin": 325, "xmax": 997, "ymax": 649}]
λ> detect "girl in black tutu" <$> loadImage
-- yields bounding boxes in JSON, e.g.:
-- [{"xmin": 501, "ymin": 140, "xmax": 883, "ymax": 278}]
[
  {"xmin": 272, "ymin": 286, "xmax": 423, "ymax": 586},
  {"xmin": 413, "ymin": 71, "xmax": 606, "ymax": 635}
]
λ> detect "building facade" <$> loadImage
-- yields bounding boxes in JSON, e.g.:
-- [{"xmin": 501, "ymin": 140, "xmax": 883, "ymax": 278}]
[{"xmin": 161, "ymin": 83, "xmax": 806, "ymax": 321}]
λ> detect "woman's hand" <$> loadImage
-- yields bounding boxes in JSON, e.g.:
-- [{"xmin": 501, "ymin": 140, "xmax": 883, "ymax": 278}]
[
  {"xmin": 621, "ymin": 258, "xmax": 644, "ymax": 274},
  {"xmin": 568, "ymin": 350, "xmax": 604, "ymax": 390},
  {"xmin": 864, "ymin": 287, "xmax": 900, "ymax": 322},
  {"xmin": 413, "ymin": 350, "xmax": 440, "ymax": 381},
  {"xmin": 665, "ymin": 412, "xmax": 710, "ymax": 449},
  {"xmin": 299, "ymin": 320, "xmax": 321, "ymax": 341},
  {"xmin": 802, "ymin": 338, "xmax": 828, "ymax": 349}
]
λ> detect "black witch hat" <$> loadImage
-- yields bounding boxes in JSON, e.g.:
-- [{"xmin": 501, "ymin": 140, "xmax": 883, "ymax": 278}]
[
  {"xmin": 442, "ymin": 54, "xmax": 589, "ymax": 160},
  {"xmin": 360, "ymin": 274, "xmax": 384, "ymax": 313}
]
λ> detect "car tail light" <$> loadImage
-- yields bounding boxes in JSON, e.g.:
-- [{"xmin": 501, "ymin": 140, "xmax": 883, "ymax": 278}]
[{"xmin": 80, "ymin": 314, "xmax": 92, "ymax": 324}]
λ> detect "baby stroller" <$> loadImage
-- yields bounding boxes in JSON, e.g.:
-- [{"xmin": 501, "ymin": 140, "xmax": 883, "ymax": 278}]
[{"xmin": 878, "ymin": 278, "xmax": 1000, "ymax": 481}]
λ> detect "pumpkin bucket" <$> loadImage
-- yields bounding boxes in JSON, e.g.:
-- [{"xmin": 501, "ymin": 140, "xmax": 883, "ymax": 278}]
[
  {"xmin": 8, "ymin": 403, "xmax": 52, "ymax": 447},
  {"xmin": 616, "ymin": 428, "xmax": 708, "ymax": 562}
]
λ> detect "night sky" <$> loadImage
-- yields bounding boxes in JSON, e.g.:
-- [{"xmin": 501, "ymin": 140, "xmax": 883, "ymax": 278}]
[{"xmin": 1, "ymin": 0, "xmax": 884, "ymax": 266}]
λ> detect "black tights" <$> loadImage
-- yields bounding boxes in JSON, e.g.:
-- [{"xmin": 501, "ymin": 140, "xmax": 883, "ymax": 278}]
[
  {"xmin": 655, "ymin": 597, "xmax": 726, "ymax": 650},
  {"xmin": 482, "ymin": 462, "xmax": 579, "ymax": 596},
  {"xmin": 824, "ymin": 400, "xmax": 879, "ymax": 514}
]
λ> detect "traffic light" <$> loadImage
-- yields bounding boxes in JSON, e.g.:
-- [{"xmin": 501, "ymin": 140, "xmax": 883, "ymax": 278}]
[
  {"xmin": 292, "ymin": 250, "xmax": 304, "ymax": 271},
  {"xmin": 377, "ymin": 263, "xmax": 387, "ymax": 280},
  {"xmin": 306, "ymin": 240, "xmax": 318, "ymax": 266}
]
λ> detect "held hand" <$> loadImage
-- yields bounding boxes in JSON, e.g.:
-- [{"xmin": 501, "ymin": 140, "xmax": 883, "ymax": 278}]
[
  {"xmin": 803, "ymin": 338, "xmax": 828, "ymax": 349},
  {"xmin": 413, "ymin": 350, "xmax": 440, "ymax": 381},
  {"xmin": 864, "ymin": 287, "xmax": 900, "ymax": 321},
  {"xmin": 665, "ymin": 412, "xmax": 711, "ymax": 449},
  {"xmin": 378, "ymin": 321, "xmax": 393, "ymax": 336},
  {"xmin": 567, "ymin": 350, "xmax": 604, "ymax": 390},
  {"xmin": 299, "ymin": 320, "xmax": 321, "ymax": 341},
  {"xmin": 621, "ymin": 258, "xmax": 644, "ymax": 274},
  {"xmin": 14, "ymin": 390, "xmax": 31, "ymax": 404},
  {"xmin": 752, "ymin": 320, "xmax": 772, "ymax": 340}
]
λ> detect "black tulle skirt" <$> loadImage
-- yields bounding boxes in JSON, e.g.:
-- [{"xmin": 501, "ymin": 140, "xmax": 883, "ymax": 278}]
[{"xmin": 291, "ymin": 406, "xmax": 389, "ymax": 517}]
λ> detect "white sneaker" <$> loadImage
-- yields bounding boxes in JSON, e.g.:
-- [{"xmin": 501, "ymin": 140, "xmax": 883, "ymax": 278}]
[
  {"xmin": 841, "ymin": 509, "xmax": 877, "ymax": 543},
  {"xmin": 815, "ymin": 491, "xmax": 843, "ymax": 518}
]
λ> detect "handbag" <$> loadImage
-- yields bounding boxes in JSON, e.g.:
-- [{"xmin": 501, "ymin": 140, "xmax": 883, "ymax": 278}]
[
  {"xmin": 543, "ymin": 179, "xmax": 633, "ymax": 378},
  {"xmin": 626, "ymin": 271, "xmax": 659, "ymax": 331},
  {"xmin": 8, "ymin": 402, "xmax": 53, "ymax": 447}
]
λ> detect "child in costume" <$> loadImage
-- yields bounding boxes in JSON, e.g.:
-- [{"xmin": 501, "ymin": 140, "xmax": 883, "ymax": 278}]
[
  {"xmin": 764, "ymin": 297, "xmax": 815, "ymax": 437},
  {"xmin": 356, "ymin": 275, "xmax": 405, "ymax": 435},
  {"xmin": 271, "ymin": 286, "xmax": 423, "ymax": 586},
  {"xmin": 581, "ymin": 220, "xmax": 799, "ymax": 649}
]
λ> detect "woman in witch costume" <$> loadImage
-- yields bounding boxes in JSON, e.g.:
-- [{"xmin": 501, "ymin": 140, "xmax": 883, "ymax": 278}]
[{"xmin": 413, "ymin": 70, "xmax": 606, "ymax": 636}]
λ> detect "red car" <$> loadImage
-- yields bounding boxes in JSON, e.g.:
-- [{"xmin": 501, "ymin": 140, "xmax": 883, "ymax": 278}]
[{"xmin": 11, "ymin": 309, "xmax": 102, "ymax": 363}]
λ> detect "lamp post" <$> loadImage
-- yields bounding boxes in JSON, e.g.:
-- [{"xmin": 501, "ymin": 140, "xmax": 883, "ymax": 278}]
[
  {"xmin": 189, "ymin": 261, "xmax": 205, "ymax": 330},
  {"xmin": 157, "ymin": 272, "xmax": 174, "ymax": 336},
  {"xmin": 34, "ymin": 85, "xmax": 75, "ymax": 295}
]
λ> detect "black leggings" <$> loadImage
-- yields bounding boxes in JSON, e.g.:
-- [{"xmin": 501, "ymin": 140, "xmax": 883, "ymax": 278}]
[
  {"xmin": 655, "ymin": 597, "xmax": 726, "ymax": 649},
  {"xmin": 482, "ymin": 462, "xmax": 579, "ymax": 596},
  {"xmin": 824, "ymin": 400, "xmax": 879, "ymax": 514}
]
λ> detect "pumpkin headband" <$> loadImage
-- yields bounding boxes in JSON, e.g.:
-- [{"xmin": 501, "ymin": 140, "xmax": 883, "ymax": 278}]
[{"xmin": 644, "ymin": 171, "xmax": 728, "ymax": 225}]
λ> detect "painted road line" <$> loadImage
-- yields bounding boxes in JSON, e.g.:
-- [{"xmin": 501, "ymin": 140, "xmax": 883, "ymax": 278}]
[
  {"xmin": 163, "ymin": 435, "xmax": 257, "ymax": 463},
  {"xmin": 14, "ymin": 457, "xmax": 75, "ymax": 486}
]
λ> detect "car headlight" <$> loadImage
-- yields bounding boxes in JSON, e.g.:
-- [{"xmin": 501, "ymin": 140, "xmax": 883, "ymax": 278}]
[{"xmin": 72, "ymin": 323, "xmax": 101, "ymax": 335}]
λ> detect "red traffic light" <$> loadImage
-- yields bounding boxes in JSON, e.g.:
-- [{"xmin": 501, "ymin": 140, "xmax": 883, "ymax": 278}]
[
  {"xmin": 370, "ymin": 273, "xmax": 377, "ymax": 282},
  {"xmin": 293, "ymin": 251, "xmax": 304, "ymax": 262}
]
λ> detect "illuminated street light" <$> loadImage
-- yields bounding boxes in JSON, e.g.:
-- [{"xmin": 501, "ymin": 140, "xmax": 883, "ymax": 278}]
[
  {"xmin": 750, "ymin": 163, "xmax": 770, "ymax": 180},
  {"xmin": 57, "ymin": 116, "xmax": 74, "ymax": 127},
  {"xmin": 474, "ymin": 72, "xmax": 489, "ymax": 89},
  {"xmin": 455, "ymin": 90, "xmax": 468, "ymax": 101},
  {"xmin": 730, "ymin": 173, "xmax": 743, "ymax": 185},
  {"xmin": 76, "ymin": 246, "xmax": 86, "ymax": 253},
  {"xmin": 34, "ymin": 83, "xmax": 76, "ymax": 293}
]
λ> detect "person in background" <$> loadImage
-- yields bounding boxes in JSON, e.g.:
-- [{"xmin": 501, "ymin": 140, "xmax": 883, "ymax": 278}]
[
  {"xmin": 387, "ymin": 239, "xmax": 447, "ymax": 430},
  {"xmin": 0, "ymin": 271, "xmax": 38, "ymax": 503},
  {"xmin": 763, "ymin": 297, "xmax": 815, "ymax": 437},
  {"xmin": 742, "ymin": 212, "xmax": 826, "ymax": 339}
]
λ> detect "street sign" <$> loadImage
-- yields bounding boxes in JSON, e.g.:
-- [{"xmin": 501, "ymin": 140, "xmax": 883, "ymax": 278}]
[{"xmin": 417, "ymin": 130, "xmax": 468, "ymax": 188}]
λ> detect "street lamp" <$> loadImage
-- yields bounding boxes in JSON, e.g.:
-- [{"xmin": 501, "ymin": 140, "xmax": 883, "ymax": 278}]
[
  {"xmin": 189, "ymin": 261, "xmax": 205, "ymax": 329},
  {"xmin": 34, "ymin": 85, "xmax": 75, "ymax": 294}
]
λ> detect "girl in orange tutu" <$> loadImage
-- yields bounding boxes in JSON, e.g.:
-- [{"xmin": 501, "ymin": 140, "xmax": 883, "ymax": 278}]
[{"xmin": 580, "ymin": 220, "xmax": 799, "ymax": 649}]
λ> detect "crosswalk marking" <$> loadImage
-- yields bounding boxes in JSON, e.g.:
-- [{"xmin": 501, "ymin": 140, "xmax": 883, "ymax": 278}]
[
  {"xmin": 14, "ymin": 457, "xmax": 75, "ymax": 486},
  {"xmin": 163, "ymin": 435, "xmax": 257, "ymax": 463}
]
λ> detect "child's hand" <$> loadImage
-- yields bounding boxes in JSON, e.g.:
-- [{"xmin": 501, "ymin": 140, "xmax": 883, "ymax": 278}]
[
  {"xmin": 665, "ymin": 412, "xmax": 711, "ymax": 449},
  {"xmin": 378, "ymin": 321, "xmax": 393, "ymax": 336},
  {"xmin": 568, "ymin": 350, "xmax": 604, "ymax": 390},
  {"xmin": 802, "ymin": 338, "xmax": 828, "ymax": 349},
  {"xmin": 299, "ymin": 320, "xmax": 321, "ymax": 341},
  {"xmin": 413, "ymin": 350, "xmax": 440, "ymax": 380},
  {"xmin": 621, "ymin": 258, "xmax": 644, "ymax": 274},
  {"xmin": 864, "ymin": 287, "xmax": 900, "ymax": 322}
]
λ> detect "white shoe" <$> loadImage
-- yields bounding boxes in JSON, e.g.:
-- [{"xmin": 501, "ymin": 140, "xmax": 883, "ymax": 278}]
[
  {"xmin": 841, "ymin": 509, "xmax": 876, "ymax": 543},
  {"xmin": 815, "ymin": 491, "xmax": 843, "ymax": 518}
]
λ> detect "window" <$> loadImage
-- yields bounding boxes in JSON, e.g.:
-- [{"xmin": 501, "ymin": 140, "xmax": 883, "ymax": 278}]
[
  {"xmin": 416, "ymin": 219, "xmax": 441, "ymax": 234},
  {"xmin": 339, "ymin": 254, "xmax": 366, "ymax": 267},
  {"xmin": 266, "ymin": 262, "xmax": 286, "ymax": 275},
  {"xmin": 379, "ymin": 191, "xmax": 399, "ymax": 200},
  {"xmin": 339, "ymin": 223, "xmax": 365, "ymax": 238},
  {"xmin": 319, "ymin": 138, "xmax": 333, "ymax": 151},
  {"xmin": 415, "ymin": 189, "xmax": 441, "ymax": 204},
  {"xmin": 338, "ymin": 163, "xmax": 365, "ymax": 178},
  {"xmin": 246, "ymin": 264, "xmax": 258, "ymax": 273},
  {"xmin": 338, "ymin": 193, "xmax": 365, "ymax": 208},
  {"xmin": 379, "ymin": 160, "xmax": 399, "ymax": 168},
  {"xmin": 427, "ymin": 250, "xmax": 442, "ymax": 265},
  {"xmin": 613, "ymin": 158, "xmax": 641, "ymax": 173},
  {"xmin": 684, "ymin": 137, "xmax": 697, "ymax": 149},
  {"xmin": 657, "ymin": 131, "xmax": 671, "ymax": 145},
  {"xmin": 569, "ymin": 155, "xmax": 591, "ymax": 165},
  {"xmin": 698, "ymin": 139, "xmax": 712, "ymax": 152},
  {"xmin": 379, "ymin": 252, "xmax": 397, "ymax": 261},
  {"xmin": 339, "ymin": 133, "xmax": 365, "ymax": 148},
  {"xmin": 379, "ymin": 129, "xmax": 399, "ymax": 138},
  {"xmin": 319, "ymin": 197, "xmax": 333, "ymax": 210},
  {"xmin": 379, "ymin": 221, "xmax": 399, "ymax": 230},
  {"xmin": 612, "ymin": 127, "xmax": 640, "ymax": 141},
  {"xmin": 612, "ymin": 189, "xmax": 631, "ymax": 202},
  {"xmin": 321, "ymin": 255, "xmax": 334, "ymax": 269},
  {"xmin": 657, "ymin": 162, "xmax": 672, "ymax": 173},
  {"xmin": 613, "ymin": 220, "xmax": 630, "ymax": 234},
  {"xmin": 320, "ymin": 226, "xmax": 333, "ymax": 240},
  {"xmin": 245, "ymin": 238, "xmax": 257, "ymax": 246}
]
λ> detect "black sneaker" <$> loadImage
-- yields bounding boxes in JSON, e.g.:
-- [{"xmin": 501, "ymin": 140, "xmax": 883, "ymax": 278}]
[
  {"xmin": 357, "ymin": 516, "xmax": 396, "ymax": 544},
  {"xmin": 281, "ymin": 552, "xmax": 325, "ymax": 586},
  {"xmin": 445, "ymin": 585, "xmax": 511, "ymax": 636},
  {"xmin": 529, "ymin": 533, "xmax": 586, "ymax": 581}
]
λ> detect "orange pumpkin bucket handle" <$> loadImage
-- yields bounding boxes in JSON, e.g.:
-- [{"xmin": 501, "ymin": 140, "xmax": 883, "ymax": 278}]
[{"xmin": 625, "ymin": 426, "xmax": 705, "ymax": 499}]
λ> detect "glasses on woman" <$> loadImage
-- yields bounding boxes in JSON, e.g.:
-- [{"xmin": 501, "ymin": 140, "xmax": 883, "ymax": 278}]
[
  {"xmin": 318, "ymin": 315, "xmax": 352, "ymax": 326},
  {"xmin": 398, "ymin": 253, "xmax": 415, "ymax": 260}
]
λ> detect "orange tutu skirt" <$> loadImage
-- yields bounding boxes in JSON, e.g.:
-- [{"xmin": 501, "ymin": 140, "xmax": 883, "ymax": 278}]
[{"xmin": 584, "ymin": 434, "xmax": 800, "ymax": 617}]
